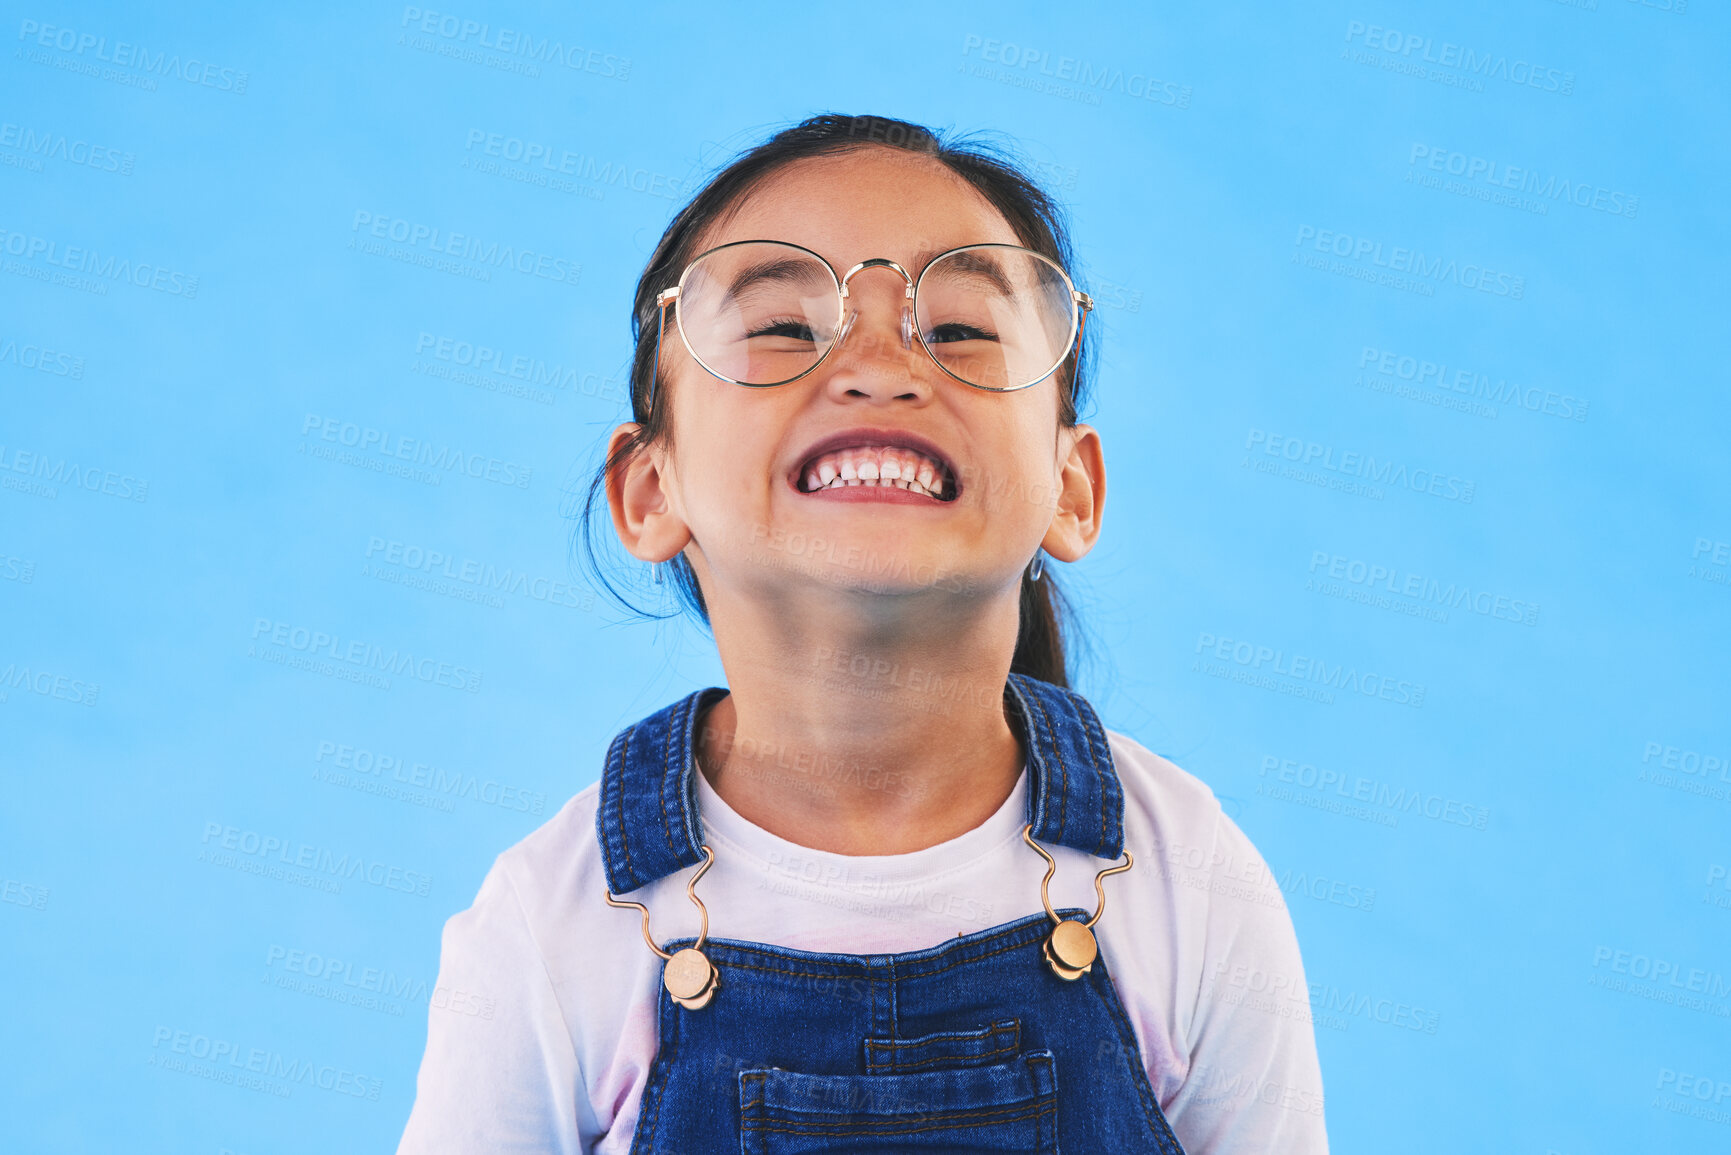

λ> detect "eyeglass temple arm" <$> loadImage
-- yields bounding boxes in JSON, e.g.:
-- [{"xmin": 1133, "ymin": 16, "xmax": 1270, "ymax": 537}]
[
  {"xmin": 644, "ymin": 288, "xmax": 681, "ymax": 417},
  {"xmin": 1073, "ymin": 289, "xmax": 1093, "ymax": 354}
]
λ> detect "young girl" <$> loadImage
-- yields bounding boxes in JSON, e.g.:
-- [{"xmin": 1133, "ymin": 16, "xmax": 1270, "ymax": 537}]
[{"xmin": 398, "ymin": 114, "xmax": 1327, "ymax": 1154}]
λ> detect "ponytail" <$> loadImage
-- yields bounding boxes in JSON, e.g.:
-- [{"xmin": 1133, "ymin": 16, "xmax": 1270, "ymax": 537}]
[{"xmin": 1011, "ymin": 571, "xmax": 1070, "ymax": 688}]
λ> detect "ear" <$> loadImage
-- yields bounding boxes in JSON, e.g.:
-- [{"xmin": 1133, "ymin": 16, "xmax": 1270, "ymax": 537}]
[
  {"xmin": 604, "ymin": 423, "xmax": 693, "ymax": 562},
  {"xmin": 1041, "ymin": 423, "xmax": 1106, "ymax": 563}
]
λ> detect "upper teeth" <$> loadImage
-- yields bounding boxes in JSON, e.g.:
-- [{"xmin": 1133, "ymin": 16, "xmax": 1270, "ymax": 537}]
[{"xmin": 801, "ymin": 446, "xmax": 947, "ymax": 498}]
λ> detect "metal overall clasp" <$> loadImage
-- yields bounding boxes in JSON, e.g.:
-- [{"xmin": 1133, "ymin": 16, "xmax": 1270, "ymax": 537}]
[
  {"xmin": 1022, "ymin": 825, "xmax": 1134, "ymax": 981},
  {"xmin": 603, "ymin": 846, "xmax": 720, "ymax": 1010}
]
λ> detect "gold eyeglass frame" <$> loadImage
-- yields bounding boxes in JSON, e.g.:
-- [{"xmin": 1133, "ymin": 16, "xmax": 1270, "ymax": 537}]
[{"xmin": 650, "ymin": 239, "xmax": 1094, "ymax": 402}]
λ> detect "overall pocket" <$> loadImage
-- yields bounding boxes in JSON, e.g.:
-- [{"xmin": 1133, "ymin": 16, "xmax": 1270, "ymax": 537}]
[
  {"xmin": 864, "ymin": 1020, "xmax": 1022, "ymax": 1075},
  {"xmin": 737, "ymin": 1050, "xmax": 1057, "ymax": 1154}
]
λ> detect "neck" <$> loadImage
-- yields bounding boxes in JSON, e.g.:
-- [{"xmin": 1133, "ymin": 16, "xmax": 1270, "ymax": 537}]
[{"xmin": 697, "ymin": 587, "xmax": 1026, "ymax": 855}]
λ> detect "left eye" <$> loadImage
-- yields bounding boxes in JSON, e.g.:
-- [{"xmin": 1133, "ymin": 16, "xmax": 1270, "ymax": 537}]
[
  {"xmin": 746, "ymin": 318, "xmax": 820, "ymax": 341},
  {"xmin": 924, "ymin": 322, "xmax": 998, "ymax": 344}
]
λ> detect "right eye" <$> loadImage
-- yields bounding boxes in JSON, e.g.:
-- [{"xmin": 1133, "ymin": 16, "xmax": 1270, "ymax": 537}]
[
  {"xmin": 923, "ymin": 321, "xmax": 1000, "ymax": 345},
  {"xmin": 746, "ymin": 317, "xmax": 818, "ymax": 341}
]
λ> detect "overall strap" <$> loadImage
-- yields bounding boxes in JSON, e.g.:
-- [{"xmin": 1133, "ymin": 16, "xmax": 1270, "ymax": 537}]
[
  {"xmin": 1005, "ymin": 672, "xmax": 1125, "ymax": 860},
  {"xmin": 596, "ymin": 687, "xmax": 725, "ymax": 895},
  {"xmin": 595, "ymin": 676, "xmax": 1125, "ymax": 893}
]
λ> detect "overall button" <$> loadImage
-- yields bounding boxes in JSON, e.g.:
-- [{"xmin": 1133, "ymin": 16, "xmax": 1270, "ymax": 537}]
[
  {"xmin": 665, "ymin": 947, "xmax": 718, "ymax": 1008},
  {"xmin": 1048, "ymin": 919, "xmax": 1097, "ymax": 971}
]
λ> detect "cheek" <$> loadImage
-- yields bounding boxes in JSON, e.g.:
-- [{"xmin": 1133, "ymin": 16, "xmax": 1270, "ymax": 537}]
[
  {"xmin": 969, "ymin": 410, "xmax": 1065, "ymax": 515},
  {"xmin": 666, "ymin": 394, "xmax": 782, "ymax": 517}
]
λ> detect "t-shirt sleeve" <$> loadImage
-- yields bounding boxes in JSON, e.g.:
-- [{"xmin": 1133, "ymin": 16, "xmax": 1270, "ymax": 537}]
[
  {"xmin": 397, "ymin": 858, "xmax": 592, "ymax": 1155},
  {"xmin": 1164, "ymin": 810, "xmax": 1330, "ymax": 1154}
]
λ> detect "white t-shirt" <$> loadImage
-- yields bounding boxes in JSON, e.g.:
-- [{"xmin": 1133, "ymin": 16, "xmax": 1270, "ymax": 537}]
[{"xmin": 397, "ymin": 729, "xmax": 1329, "ymax": 1153}]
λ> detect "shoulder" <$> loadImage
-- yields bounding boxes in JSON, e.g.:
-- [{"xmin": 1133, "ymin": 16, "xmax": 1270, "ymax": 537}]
[
  {"xmin": 436, "ymin": 779, "xmax": 652, "ymax": 1043},
  {"xmin": 1104, "ymin": 729, "xmax": 1225, "ymax": 848},
  {"xmin": 1105, "ymin": 729, "xmax": 1280, "ymax": 918},
  {"xmin": 481, "ymin": 781, "xmax": 609, "ymax": 930}
]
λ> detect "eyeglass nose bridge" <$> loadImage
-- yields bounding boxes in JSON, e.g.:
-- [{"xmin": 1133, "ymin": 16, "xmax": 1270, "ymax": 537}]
[
  {"xmin": 836, "ymin": 258, "xmax": 916, "ymax": 354},
  {"xmin": 838, "ymin": 257, "xmax": 915, "ymax": 299}
]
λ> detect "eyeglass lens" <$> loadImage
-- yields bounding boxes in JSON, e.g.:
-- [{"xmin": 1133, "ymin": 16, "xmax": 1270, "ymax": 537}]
[{"xmin": 674, "ymin": 242, "xmax": 1077, "ymax": 390}]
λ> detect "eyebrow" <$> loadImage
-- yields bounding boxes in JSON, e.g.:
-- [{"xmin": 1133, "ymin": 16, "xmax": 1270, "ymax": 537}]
[
  {"xmin": 919, "ymin": 247, "xmax": 1015, "ymax": 296},
  {"xmin": 724, "ymin": 256, "xmax": 830, "ymax": 301}
]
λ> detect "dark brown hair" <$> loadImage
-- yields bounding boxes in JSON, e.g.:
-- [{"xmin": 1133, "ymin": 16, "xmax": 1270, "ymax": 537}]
[{"xmin": 577, "ymin": 113, "xmax": 1094, "ymax": 687}]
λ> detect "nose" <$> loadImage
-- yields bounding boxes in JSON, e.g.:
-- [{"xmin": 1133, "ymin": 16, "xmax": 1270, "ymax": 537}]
[{"xmin": 825, "ymin": 262, "xmax": 929, "ymax": 404}]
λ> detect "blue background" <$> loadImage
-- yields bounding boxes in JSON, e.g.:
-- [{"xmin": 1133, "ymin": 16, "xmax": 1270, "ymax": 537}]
[{"xmin": 3, "ymin": 1, "xmax": 1728, "ymax": 1151}]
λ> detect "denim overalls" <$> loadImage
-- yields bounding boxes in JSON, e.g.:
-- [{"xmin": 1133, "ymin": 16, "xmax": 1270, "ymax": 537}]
[{"xmin": 596, "ymin": 673, "xmax": 1187, "ymax": 1154}]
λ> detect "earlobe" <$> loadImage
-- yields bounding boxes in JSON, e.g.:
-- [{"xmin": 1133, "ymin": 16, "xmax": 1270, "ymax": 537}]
[
  {"xmin": 605, "ymin": 423, "xmax": 693, "ymax": 562},
  {"xmin": 1041, "ymin": 424, "xmax": 1106, "ymax": 564}
]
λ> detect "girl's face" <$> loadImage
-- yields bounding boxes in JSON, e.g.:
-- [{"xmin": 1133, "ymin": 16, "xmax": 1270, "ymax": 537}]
[{"xmin": 610, "ymin": 147, "xmax": 1104, "ymax": 619}]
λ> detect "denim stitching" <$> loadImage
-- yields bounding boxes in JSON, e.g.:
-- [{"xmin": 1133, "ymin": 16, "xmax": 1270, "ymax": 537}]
[
  {"xmin": 867, "ymin": 963, "xmax": 876, "ymax": 1042},
  {"xmin": 658, "ymin": 697, "xmax": 680, "ymax": 859},
  {"xmin": 1027, "ymin": 688, "xmax": 1070, "ymax": 845},
  {"xmin": 1030, "ymin": 1052, "xmax": 1056, "ymax": 1149},
  {"xmin": 679, "ymin": 692, "xmax": 704, "ymax": 856},
  {"xmin": 738, "ymin": 1071, "xmax": 767, "ymax": 1155},
  {"xmin": 741, "ymin": 1101, "xmax": 1055, "ymax": 1136},
  {"xmin": 705, "ymin": 925, "xmax": 1077, "ymax": 985},
  {"xmin": 1082, "ymin": 695, "xmax": 1124, "ymax": 857},
  {"xmin": 613, "ymin": 725, "xmax": 637, "ymax": 889},
  {"xmin": 744, "ymin": 1096, "xmax": 1055, "ymax": 1125},
  {"xmin": 675, "ymin": 914, "xmax": 1050, "ymax": 974},
  {"xmin": 886, "ymin": 955, "xmax": 898, "ymax": 1039},
  {"xmin": 865, "ymin": 1038, "xmax": 1018, "ymax": 1073},
  {"xmin": 749, "ymin": 1091, "xmax": 1052, "ymax": 1123},
  {"xmin": 690, "ymin": 927, "xmax": 1175, "ymax": 1151},
  {"xmin": 670, "ymin": 911, "xmax": 1088, "ymax": 985},
  {"xmin": 1088, "ymin": 960, "xmax": 1187, "ymax": 1153},
  {"xmin": 1006, "ymin": 679, "xmax": 1047, "ymax": 844},
  {"xmin": 1069, "ymin": 689, "xmax": 1110, "ymax": 856},
  {"xmin": 865, "ymin": 1020, "xmax": 1018, "ymax": 1051},
  {"xmin": 627, "ymin": 987, "xmax": 677, "ymax": 1155}
]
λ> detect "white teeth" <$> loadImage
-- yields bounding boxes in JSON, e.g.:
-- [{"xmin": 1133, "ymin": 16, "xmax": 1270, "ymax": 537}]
[
  {"xmin": 801, "ymin": 445, "xmax": 949, "ymax": 498},
  {"xmin": 811, "ymin": 474, "xmax": 933, "ymax": 496}
]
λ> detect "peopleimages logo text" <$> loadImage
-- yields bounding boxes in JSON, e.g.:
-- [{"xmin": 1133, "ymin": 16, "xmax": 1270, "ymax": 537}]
[
  {"xmin": 350, "ymin": 212, "xmax": 579, "ymax": 285},
  {"xmin": 960, "ymin": 35, "xmax": 1191, "ymax": 107},
  {"xmin": 0, "ymin": 122, "xmax": 133, "ymax": 174},
  {"xmin": 1343, "ymin": 21, "xmax": 1573, "ymax": 95},
  {"xmin": 1358, "ymin": 346, "xmax": 1587, "ymax": 422},
  {"xmin": 300, "ymin": 414, "xmax": 532, "ymax": 489},
  {"xmin": 0, "ymin": 226, "xmax": 199, "ymax": 296},
  {"xmin": 150, "ymin": 1026, "xmax": 381, "ymax": 1099},
  {"xmin": 201, "ymin": 822, "xmax": 433, "ymax": 897},
  {"xmin": 1408, "ymin": 144, "xmax": 1637, "ymax": 218},
  {"xmin": 398, "ymin": 7, "xmax": 630, "ymax": 79},
  {"xmin": 1259, "ymin": 756, "xmax": 1490, "ymax": 830},
  {"xmin": 1295, "ymin": 226, "xmax": 1523, "ymax": 299},
  {"xmin": 17, "ymin": 19, "xmax": 250, "ymax": 92},
  {"xmin": 250, "ymin": 618, "xmax": 483, "ymax": 694},
  {"xmin": 1195, "ymin": 631, "xmax": 1426, "ymax": 707},
  {"xmin": 1245, "ymin": 429, "xmax": 1475, "ymax": 504},
  {"xmin": 1308, "ymin": 551, "xmax": 1539, "ymax": 626}
]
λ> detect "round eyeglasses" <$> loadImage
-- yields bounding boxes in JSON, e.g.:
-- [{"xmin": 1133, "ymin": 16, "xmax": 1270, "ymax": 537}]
[{"xmin": 652, "ymin": 240, "xmax": 1093, "ymax": 395}]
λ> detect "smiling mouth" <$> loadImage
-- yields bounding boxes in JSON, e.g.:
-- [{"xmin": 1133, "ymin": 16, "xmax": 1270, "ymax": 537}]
[{"xmin": 796, "ymin": 443, "xmax": 958, "ymax": 501}]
